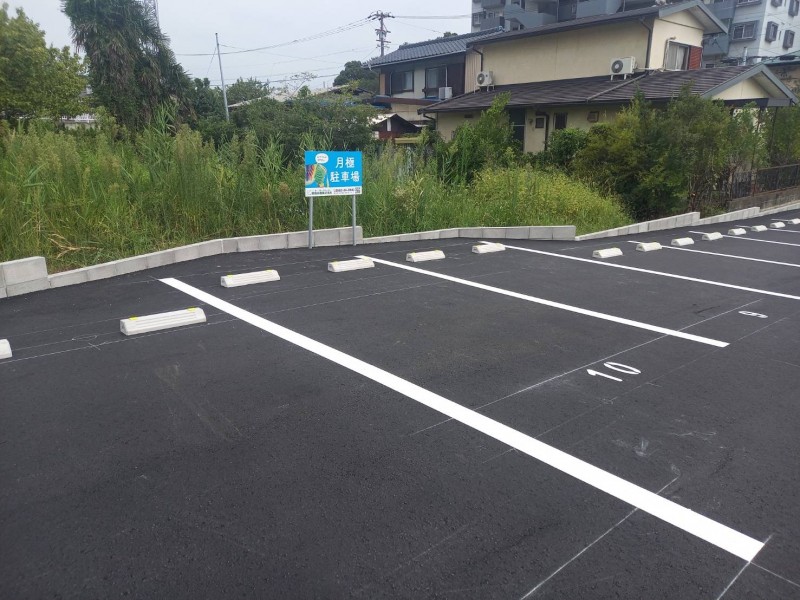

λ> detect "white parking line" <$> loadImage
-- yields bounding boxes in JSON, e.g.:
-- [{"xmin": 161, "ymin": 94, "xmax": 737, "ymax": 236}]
[
  {"xmin": 361, "ymin": 256, "xmax": 729, "ymax": 348},
  {"xmin": 689, "ymin": 232, "xmax": 800, "ymax": 248},
  {"xmin": 160, "ymin": 277, "xmax": 764, "ymax": 563},
  {"xmin": 626, "ymin": 242, "xmax": 800, "ymax": 268},
  {"xmin": 501, "ymin": 244, "xmax": 800, "ymax": 301}
]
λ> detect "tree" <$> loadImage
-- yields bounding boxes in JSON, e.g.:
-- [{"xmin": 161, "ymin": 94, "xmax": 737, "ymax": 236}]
[
  {"xmin": 573, "ymin": 89, "xmax": 766, "ymax": 218},
  {"xmin": 0, "ymin": 4, "xmax": 86, "ymax": 121},
  {"xmin": 333, "ymin": 61, "xmax": 378, "ymax": 93},
  {"xmin": 436, "ymin": 93, "xmax": 518, "ymax": 184},
  {"xmin": 187, "ymin": 77, "xmax": 224, "ymax": 120},
  {"xmin": 226, "ymin": 77, "xmax": 270, "ymax": 105},
  {"xmin": 763, "ymin": 104, "xmax": 800, "ymax": 165},
  {"xmin": 62, "ymin": 0, "xmax": 192, "ymax": 130}
]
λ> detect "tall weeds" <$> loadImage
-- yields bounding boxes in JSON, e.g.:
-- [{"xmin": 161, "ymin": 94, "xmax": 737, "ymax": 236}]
[{"xmin": 0, "ymin": 124, "xmax": 630, "ymax": 272}]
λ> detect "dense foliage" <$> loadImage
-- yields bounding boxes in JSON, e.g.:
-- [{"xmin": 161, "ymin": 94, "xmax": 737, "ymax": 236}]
[
  {"xmin": 0, "ymin": 115, "xmax": 628, "ymax": 272},
  {"xmin": 548, "ymin": 90, "xmax": 771, "ymax": 219},
  {"xmin": 0, "ymin": 4, "xmax": 86, "ymax": 121},
  {"xmin": 62, "ymin": 0, "xmax": 192, "ymax": 129}
]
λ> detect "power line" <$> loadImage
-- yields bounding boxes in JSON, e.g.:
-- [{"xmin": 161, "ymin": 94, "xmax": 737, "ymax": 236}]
[
  {"xmin": 393, "ymin": 14, "xmax": 471, "ymax": 19},
  {"xmin": 175, "ymin": 19, "xmax": 371, "ymax": 56}
]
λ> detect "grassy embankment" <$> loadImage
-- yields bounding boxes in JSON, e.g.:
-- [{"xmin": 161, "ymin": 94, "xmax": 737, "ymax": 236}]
[{"xmin": 0, "ymin": 125, "xmax": 632, "ymax": 272}]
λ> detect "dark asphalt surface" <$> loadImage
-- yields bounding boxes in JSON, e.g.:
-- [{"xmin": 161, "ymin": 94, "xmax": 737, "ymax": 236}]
[{"xmin": 2, "ymin": 211, "xmax": 799, "ymax": 599}]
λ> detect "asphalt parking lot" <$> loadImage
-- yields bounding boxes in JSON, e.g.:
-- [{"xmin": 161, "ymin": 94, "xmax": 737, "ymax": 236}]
[{"xmin": 2, "ymin": 210, "xmax": 799, "ymax": 599}]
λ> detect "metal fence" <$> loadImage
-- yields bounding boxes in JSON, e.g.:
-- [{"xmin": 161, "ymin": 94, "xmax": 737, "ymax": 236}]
[{"xmin": 717, "ymin": 163, "xmax": 800, "ymax": 204}]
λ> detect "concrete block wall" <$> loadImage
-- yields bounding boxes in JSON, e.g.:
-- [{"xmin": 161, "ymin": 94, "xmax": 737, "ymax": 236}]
[
  {"xmin": 4, "ymin": 227, "xmax": 363, "ymax": 298},
  {"xmin": 575, "ymin": 213, "xmax": 700, "ymax": 241},
  {"xmin": 760, "ymin": 200, "xmax": 800, "ymax": 216},
  {"xmin": 695, "ymin": 207, "xmax": 760, "ymax": 225},
  {"xmin": 1, "ymin": 257, "xmax": 49, "ymax": 297},
  {"xmin": 360, "ymin": 225, "xmax": 576, "ymax": 245},
  {"xmin": 3, "ymin": 197, "xmax": 799, "ymax": 298}
]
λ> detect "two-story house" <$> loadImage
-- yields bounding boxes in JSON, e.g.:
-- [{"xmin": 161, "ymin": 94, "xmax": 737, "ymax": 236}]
[
  {"xmin": 425, "ymin": 0, "xmax": 796, "ymax": 152},
  {"xmin": 366, "ymin": 29, "xmax": 504, "ymax": 126}
]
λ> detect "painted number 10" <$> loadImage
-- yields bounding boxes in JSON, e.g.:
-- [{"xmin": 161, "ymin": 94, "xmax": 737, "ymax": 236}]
[{"xmin": 587, "ymin": 362, "xmax": 641, "ymax": 383}]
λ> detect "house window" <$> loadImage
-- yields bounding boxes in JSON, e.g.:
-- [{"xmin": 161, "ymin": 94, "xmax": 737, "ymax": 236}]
[
  {"xmin": 424, "ymin": 66, "xmax": 447, "ymax": 97},
  {"xmin": 390, "ymin": 70, "xmax": 413, "ymax": 94},
  {"xmin": 665, "ymin": 42, "xmax": 689, "ymax": 70},
  {"xmin": 534, "ymin": 116, "xmax": 546, "ymax": 129},
  {"xmin": 508, "ymin": 108, "xmax": 526, "ymax": 145},
  {"xmin": 790, "ymin": 0, "xmax": 799, "ymax": 16},
  {"xmin": 785, "ymin": 30, "xmax": 796, "ymax": 48},
  {"xmin": 766, "ymin": 21, "xmax": 779, "ymax": 42},
  {"xmin": 731, "ymin": 21, "xmax": 758, "ymax": 40},
  {"xmin": 554, "ymin": 113, "xmax": 568, "ymax": 130}
]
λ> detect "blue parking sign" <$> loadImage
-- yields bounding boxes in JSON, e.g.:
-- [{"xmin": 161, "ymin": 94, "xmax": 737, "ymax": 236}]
[{"xmin": 304, "ymin": 151, "xmax": 363, "ymax": 197}]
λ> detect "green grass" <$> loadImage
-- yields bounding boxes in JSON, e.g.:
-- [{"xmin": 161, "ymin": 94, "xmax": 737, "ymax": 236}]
[{"xmin": 0, "ymin": 125, "xmax": 631, "ymax": 272}]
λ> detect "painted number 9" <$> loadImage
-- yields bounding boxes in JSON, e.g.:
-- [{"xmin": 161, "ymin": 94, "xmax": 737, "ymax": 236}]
[{"xmin": 587, "ymin": 362, "xmax": 641, "ymax": 382}]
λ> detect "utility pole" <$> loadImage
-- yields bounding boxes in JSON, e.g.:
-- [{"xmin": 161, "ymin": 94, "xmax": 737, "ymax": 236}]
[
  {"xmin": 369, "ymin": 11, "xmax": 392, "ymax": 56},
  {"xmin": 216, "ymin": 33, "xmax": 230, "ymax": 122}
]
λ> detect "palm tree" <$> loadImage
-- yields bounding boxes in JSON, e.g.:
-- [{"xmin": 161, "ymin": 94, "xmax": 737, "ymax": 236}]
[{"xmin": 62, "ymin": 0, "xmax": 191, "ymax": 129}]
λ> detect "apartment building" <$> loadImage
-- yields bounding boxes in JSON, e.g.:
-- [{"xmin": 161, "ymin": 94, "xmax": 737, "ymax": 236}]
[
  {"xmin": 702, "ymin": 0, "xmax": 799, "ymax": 65},
  {"xmin": 471, "ymin": 0, "xmax": 656, "ymax": 32}
]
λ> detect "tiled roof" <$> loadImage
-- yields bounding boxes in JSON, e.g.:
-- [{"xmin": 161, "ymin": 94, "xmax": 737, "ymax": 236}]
[
  {"xmin": 422, "ymin": 66, "xmax": 762, "ymax": 113},
  {"xmin": 367, "ymin": 28, "xmax": 504, "ymax": 67}
]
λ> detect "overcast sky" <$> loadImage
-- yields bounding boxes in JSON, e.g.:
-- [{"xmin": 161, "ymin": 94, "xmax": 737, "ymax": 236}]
[{"xmin": 16, "ymin": 1, "xmax": 472, "ymax": 89}]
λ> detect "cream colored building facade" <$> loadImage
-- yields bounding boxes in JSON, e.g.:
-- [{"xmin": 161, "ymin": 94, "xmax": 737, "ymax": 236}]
[{"xmin": 427, "ymin": 1, "xmax": 795, "ymax": 153}]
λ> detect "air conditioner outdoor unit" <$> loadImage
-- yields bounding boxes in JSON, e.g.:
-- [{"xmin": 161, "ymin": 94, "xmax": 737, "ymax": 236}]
[
  {"xmin": 438, "ymin": 86, "xmax": 453, "ymax": 100},
  {"xmin": 610, "ymin": 56, "xmax": 636, "ymax": 76},
  {"xmin": 476, "ymin": 71, "xmax": 494, "ymax": 87}
]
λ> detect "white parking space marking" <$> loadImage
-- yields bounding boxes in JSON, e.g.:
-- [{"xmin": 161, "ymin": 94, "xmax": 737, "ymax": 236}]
[
  {"xmin": 160, "ymin": 277, "xmax": 764, "ymax": 563},
  {"xmin": 689, "ymin": 232, "xmax": 800, "ymax": 248},
  {"xmin": 501, "ymin": 244, "xmax": 800, "ymax": 302},
  {"xmin": 626, "ymin": 242, "xmax": 800, "ymax": 268},
  {"xmin": 362, "ymin": 256, "xmax": 729, "ymax": 348}
]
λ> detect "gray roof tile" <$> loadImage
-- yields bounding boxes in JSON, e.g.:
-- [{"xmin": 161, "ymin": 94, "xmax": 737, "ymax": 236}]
[
  {"xmin": 422, "ymin": 66, "xmax": 758, "ymax": 112},
  {"xmin": 367, "ymin": 28, "xmax": 504, "ymax": 67}
]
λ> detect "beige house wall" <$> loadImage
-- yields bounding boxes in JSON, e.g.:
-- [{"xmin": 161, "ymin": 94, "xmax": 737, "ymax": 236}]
[
  {"xmin": 390, "ymin": 102, "xmax": 430, "ymax": 124},
  {"xmin": 479, "ymin": 23, "xmax": 648, "ymax": 84},
  {"xmin": 650, "ymin": 12, "xmax": 707, "ymax": 70},
  {"xmin": 465, "ymin": 51, "xmax": 483, "ymax": 94},
  {"xmin": 710, "ymin": 78, "xmax": 769, "ymax": 101},
  {"xmin": 433, "ymin": 105, "xmax": 621, "ymax": 154},
  {"xmin": 523, "ymin": 106, "xmax": 620, "ymax": 153}
]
